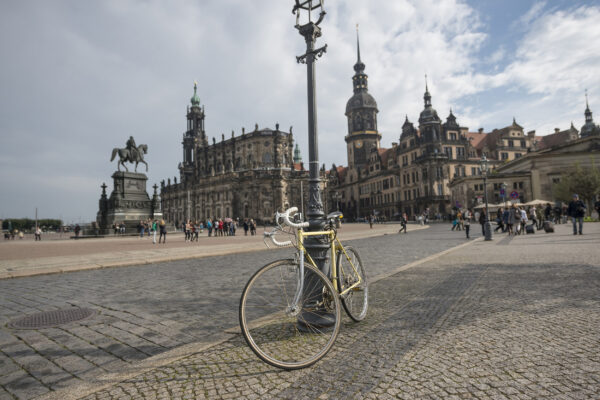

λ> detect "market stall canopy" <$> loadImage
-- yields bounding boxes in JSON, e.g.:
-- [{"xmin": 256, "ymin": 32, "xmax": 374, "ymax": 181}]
[{"xmin": 523, "ymin": 199, "xmax": 553, "ymax": 206}]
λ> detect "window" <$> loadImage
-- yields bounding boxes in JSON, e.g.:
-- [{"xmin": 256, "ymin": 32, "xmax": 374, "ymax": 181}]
[
  {"xmin": 501, "ymin": 152, "xmax": 509, "ymax": 160},
  {"xmin": 450, "ymin": 132, "xmax": 457, "ymax": 140},
  {"xmin": 444, "ymin": 147, "xmax": 453, "ymax": 158},
  {"xmin": 519, "ymin": 182, "xmax": 523, "ymax": 189},
  {"xmin": 456, "ymin": 147, "xmax": 465, "ymax": 158},
  {"xmin": 508, "ymin": 140, "xmax": 514, "ymax": 147},
  {"xmin": 437, "ymin": 184, "xmax": 444, "ymax": 196},
  {"xmin": 515, "ymin": 153, "xmax": 522, "ymax": 158},
  {"xmin": 436, "ymin": 167, "xmax": 443, "ymax": 179},
  {"xmin": 422, "ymin": 168, "xmax": 428, "ymax": 180}
]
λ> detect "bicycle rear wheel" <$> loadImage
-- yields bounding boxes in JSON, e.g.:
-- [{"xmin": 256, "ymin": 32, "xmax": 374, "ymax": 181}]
[
  {"xmin": 239, "ymin": 259, "xmax": 341, "ymax": 370},
  {"xmin": 336, "ymin": 246, "xmax": 368, "ymax": 322}
]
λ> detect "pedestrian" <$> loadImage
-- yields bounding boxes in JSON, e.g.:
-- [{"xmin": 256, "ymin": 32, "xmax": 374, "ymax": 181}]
[
  {"xmin": 463, "ymin": 208, "xmax": 472, "ymax": 239},
  {"xmin": 369, "ymin": 215, "xmax": 373, "ymax": 229},
  {"xmin": 594, "ymin": 196, "xmax": 600, "ymax": 218},
  {"xmin": 529, "ymin": 206, "xmax": 538, "ymax": 231},
  {"xmin": 243, "ymin": 219, "xmax": 249, "ymax": 236},
  {"xmin": 250, "ymin": 219, "xmax": 256, "ymax": 236},
  {"xmin": 398, "ymin": 213, "xmax": 407, "ymax": 234},
  {"xmin": 567, "ymin": 194, "xmax": 586, "ymax": 235},
  {"xmin": 494, "ymin": 207, "xmax": 504, "ymax": 232},
  {"xmin": 139, "ymin": 220, "xmax": 145, "ymax": 238},
  {"xmin": 519, "ymin": 207, "xmax": 528, "ymax": 234},
  {"xmin": 207, "ymin": 218, "xmax": 213, "ymax": 237},
  {"xmin": 159, "ymin": 219, "xmax": 167, "ymax": 243},
  {"xmin": 151, "ymin": 220, "xmax": 157, "ymax": 244},
  {"xmin": 514, "ymin": 206, "xmax": 522, "ymax": 235},
  {"xmin": 478, "ymin": 208, "xmax": 487, "ymax": 236},
  {"xmin": 74, "ymin": 224, "xmax": 81, "ymax": 237},
  {"xmin": 34, "ymin": 226, "xmax": 42, "ymax": 241},
  {"xmin": 451, "ymin": 213, "xmax": 459, "ymax": 231}
]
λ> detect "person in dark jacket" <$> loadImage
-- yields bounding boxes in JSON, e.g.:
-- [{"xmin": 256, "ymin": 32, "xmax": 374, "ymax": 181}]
[
  {"xmin": 567, "ymin": 194, "xmax": 586, "ymax": 235},
  {"xmin": 479, "ymin": 208, "xmax": 487, "ymax": 236}
]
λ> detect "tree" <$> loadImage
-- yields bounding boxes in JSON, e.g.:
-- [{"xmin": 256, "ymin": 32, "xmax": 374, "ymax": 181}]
[{"xmin": 553, "ymin": 161, "xmax": 600, "ymax": 215}]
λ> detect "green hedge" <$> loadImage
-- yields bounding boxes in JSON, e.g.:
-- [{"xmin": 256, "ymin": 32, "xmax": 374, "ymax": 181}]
[{"xmin": 2, "ymin": 219, "xmax": 63, "ymax": 231}]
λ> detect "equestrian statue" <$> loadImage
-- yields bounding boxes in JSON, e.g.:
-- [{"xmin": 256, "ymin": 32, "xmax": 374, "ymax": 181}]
[{"xmin": 110, "ymin": 136, "xmax": 148, "ymax": 172}]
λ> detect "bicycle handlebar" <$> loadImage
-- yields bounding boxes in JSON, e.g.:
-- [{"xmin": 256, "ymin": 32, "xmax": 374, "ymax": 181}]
[
  {"xmin": 277, "ymin": 207, "xmax": 309, "ymax": 229},
  {"xmin": 264, "ymin": 231, "xmax": 292, "ymax": 247}
]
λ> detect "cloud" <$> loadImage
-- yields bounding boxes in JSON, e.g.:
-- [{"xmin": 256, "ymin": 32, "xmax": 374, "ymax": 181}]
[{"xmin": 467, "ymin": 5, "xmax": 600, "ymax": 132}]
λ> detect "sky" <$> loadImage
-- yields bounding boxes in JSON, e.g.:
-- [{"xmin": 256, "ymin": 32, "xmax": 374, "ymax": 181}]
[{"xmin": 1, "ymin": 0, "xmax": 599, "ymax": 223}]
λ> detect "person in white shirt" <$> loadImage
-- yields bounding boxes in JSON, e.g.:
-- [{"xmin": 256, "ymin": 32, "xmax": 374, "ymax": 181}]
[{"xmin": 520, "ymin": 208, "xmax": 528, "ymax": 234}]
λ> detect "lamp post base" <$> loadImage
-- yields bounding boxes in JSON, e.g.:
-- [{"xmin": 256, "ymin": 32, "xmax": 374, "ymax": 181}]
[{"xmin": 484, "ymin": 221, "xmax": 493, "ymax": 241}]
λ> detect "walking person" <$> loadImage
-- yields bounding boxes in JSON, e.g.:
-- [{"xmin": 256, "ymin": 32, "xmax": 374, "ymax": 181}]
[
  {"xmin": 151, "ymin": 220, "xmax": 157, "ymax": 244},
  {"xmin": 158, "ymin": 219, "xmax": 167, "ymax": 244},
  {"xmin": 478, "ymin": 208, "xmax": 487, "ymax": 236},
  {"xmin": 494, "ymin": 207, "xmax": 505, "ymax": 233},
  {"xmin": 398, "ymin": 213, "xmax": 407, "ymax": 234},
  {"xmin": 243, "ymin": 219, "xmax": 249, "ymax": 236},
  {"xmin": 529, "ymin": 206, "xmax": 538, "ymax": 231},
  {"xmin": 250, "ymin": 219, "xmax": 256, "ymax": 236},
  {"xmin": 463, "ymin": 208, "xmax": 472, "ymax": 239},
  {"xmin": 568, "ymin": 194, "xmax": 586, "ymax": 235},
  {"xmin": 514, "ymin": 206, "xmax": 522, "ymax": 235},
  {"xmin": 34, "ymin": 226, "xmax": 42, "ymax": 241},
  {"xmin": 207, "ymin": 218, "xmax": 213, "ymax": 237},
  {"xmin": 519, "ymin": 207, "xmax": 528, "ymax": 234}
]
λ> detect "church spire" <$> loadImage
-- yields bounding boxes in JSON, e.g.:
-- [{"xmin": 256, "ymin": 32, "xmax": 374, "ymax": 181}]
[
  {"xmin": 423, "ymin": 74, "xmax": 432, "ymax": 107},
  {"xmin": 353, "ymin": 24, "xmax": 366, "ymax": 79},
  {"xmin": 585, "ymin": 89, "xmax": 592, "ymax": 122}
]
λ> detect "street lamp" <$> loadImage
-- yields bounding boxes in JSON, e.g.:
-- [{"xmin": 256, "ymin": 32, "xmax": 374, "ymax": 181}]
[
  {"xmin": 501, "ymin": 182, "xmax": 507, "ymax": 209},
  {"xmin": 293, "ymin": 0, "xmax": 331, "ymax": 331},
  {"xmin": 479, "ymin": 155, "xmax": 493, "ymax": 241}
]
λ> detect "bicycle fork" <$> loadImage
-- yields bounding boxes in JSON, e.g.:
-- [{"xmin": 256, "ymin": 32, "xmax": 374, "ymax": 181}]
[{"xmin": 287, "ymin": 249, "xmax": 305, "ymax": 317}]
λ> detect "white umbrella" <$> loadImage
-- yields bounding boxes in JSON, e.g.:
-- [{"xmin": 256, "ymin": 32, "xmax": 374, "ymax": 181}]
[{"xmin": 523, "ymin": 199, "xmax": 552, "ymax": 206}]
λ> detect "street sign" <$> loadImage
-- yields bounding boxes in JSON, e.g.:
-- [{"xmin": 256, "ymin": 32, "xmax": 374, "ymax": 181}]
[
  {"xmin": 499, "ymin": 188, "xmax": 505, "ymax": 196},
  {"xmin": 510, "ymin": 191, "xmax": 519, "ymax": 199}
]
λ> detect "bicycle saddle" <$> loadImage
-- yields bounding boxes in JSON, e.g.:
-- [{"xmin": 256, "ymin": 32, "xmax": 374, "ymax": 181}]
[{"xmin": 326, "ymin": 211, "xmax": 343, "ymax": 220}]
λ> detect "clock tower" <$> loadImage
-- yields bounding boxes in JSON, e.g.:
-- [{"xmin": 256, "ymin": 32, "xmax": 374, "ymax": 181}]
[{"xmin": 345, "ymin": 27, "xmax": 381, "ymax": 170}]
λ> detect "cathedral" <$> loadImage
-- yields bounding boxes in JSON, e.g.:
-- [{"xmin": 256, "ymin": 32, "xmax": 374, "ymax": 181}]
[{"xmin": 160, "ymin": 83, "xmax": 317, "ymax": 225}]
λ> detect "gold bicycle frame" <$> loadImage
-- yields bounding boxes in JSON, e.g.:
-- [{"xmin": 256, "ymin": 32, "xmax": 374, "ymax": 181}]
[{"xmin": 295, "ymin": 228, "xmax": 363, "ymax": 296}]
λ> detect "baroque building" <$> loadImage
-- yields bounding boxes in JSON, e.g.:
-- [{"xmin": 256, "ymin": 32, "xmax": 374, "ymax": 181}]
[
  {"xmin": 328, "ymin": 35, "xmax": 589, "ymax": 220},
  {"xmin": 161, "ymin": 83, "xmax": 320, "ymax": 225}
]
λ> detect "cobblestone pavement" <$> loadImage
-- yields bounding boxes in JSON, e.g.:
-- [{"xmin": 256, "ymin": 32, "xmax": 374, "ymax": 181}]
[
  {"xmin": 68, "ymin": 223, "xmax": 600, "ymax": 399},
  {"xmin": 0, "ymin": 223, "xmax": 472, "ymax": 399}
]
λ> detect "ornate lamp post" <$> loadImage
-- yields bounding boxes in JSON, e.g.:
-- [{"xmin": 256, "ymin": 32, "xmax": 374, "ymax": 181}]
[
  {"xmin": 479, "ymin": 155, "xmax": 493, "ymax": 241},
  {"xmin": 293, "ymin": 0, "xmax": 331, "ymax": 331}
]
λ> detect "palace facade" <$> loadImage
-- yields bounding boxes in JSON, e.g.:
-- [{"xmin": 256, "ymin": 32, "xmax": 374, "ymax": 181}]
[{"xmin": 327, "ymin": 34, "xmax": 600, "ymax": 220}]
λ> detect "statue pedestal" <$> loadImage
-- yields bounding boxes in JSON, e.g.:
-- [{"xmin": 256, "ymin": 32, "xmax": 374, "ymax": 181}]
[{"xmin": 97, "ymin": 172, "xmax": 161, "ymax": 233}]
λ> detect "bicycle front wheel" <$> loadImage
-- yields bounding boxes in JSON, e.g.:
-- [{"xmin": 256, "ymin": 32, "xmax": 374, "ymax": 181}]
[
  {"xmin": 239, "ymin": 259, "xmax": 341, "ymax": 370},
  {"xmin": 336, "ymin": 246, "xmax": 368, "ymax": 322}
]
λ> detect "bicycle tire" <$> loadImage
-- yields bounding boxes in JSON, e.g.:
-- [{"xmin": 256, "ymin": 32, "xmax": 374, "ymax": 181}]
[
  {"xmin": 239, "ymin": 259, "xmax": 341, "ymax": 370},
  {"xmin": 336, "ymin": 246, "xmax": 368, "ymax": 322}
]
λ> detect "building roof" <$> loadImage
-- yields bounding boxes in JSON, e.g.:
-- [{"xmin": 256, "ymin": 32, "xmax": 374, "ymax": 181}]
[
  {"xmin": 465, "ymin": 131, "xmax": 487, "ymax": 149},
  {"xmin": 534, "ymin": 126, "xmax": 578, "ymax": 150}
]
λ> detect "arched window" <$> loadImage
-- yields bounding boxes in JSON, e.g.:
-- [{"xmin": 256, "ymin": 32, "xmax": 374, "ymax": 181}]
[{"xmin": 263, "ymin": 152, "xmax": 272, "ymax": 164}]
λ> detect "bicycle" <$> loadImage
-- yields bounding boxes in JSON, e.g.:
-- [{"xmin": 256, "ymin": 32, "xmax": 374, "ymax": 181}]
[{"xmin": 239, "ymin": 206, "xmax": 368, "ymax": 370}]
